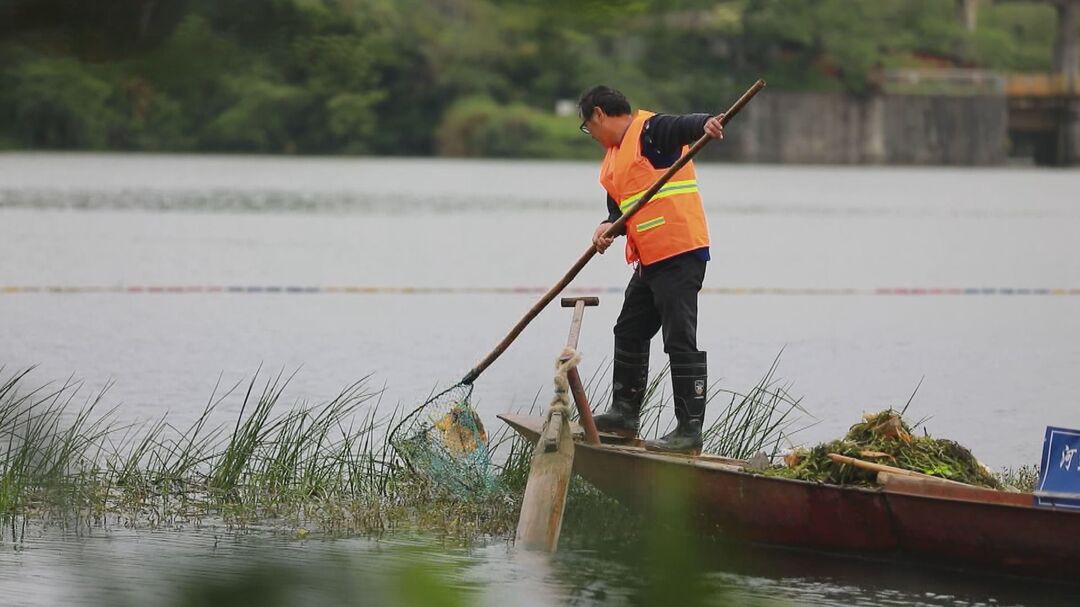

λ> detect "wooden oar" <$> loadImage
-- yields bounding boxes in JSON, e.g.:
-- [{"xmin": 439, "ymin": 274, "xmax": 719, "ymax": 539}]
[{"xmin": 461, "ymin": 79, "xmax": 766, "ymax": 385}]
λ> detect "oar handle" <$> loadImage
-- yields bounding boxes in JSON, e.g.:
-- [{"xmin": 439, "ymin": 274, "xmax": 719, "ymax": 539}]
[{"xmin": 461, "ymin": 79, "xmax": 766, "ymax": 386}]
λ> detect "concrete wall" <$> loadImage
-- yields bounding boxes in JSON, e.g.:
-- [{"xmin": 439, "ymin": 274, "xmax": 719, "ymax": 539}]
[
  {"xmin": 882, "ymin": 94, "xmax": 1008, "ymax": 165},
  {"xmin": 715, "ymin": 91, "xmax": 1008, "ymax": 165}
]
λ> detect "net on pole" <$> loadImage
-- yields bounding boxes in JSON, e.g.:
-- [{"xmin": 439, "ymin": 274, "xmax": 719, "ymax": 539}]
[{"xmin": 391, "ymin": 383, "xmax": 497, "ymax": 497}]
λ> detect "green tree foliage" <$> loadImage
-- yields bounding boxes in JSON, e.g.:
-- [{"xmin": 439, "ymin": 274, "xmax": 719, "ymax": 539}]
[
  {"xmin": 436, "ymin": 96, "xmax": 595, "ymax": 159},
  {"xmin": 741, "ymin": 0, "xmax": 965, "ymax": 93},
  {"xmin": 4, "ymin": 56, "xmax": 119, "ymax": 148},
  {"xmin": 0, "ymin": 0, "xmax": 1068, "ymax": 155},
  {"xmin": 973, "ymin": 3, "xmax": 1058, "ymax": 71}
]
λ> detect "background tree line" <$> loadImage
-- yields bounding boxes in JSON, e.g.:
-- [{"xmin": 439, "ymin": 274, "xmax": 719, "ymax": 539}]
[{"xmin": 0, "ymin": 0, "xmax": 1063, "ymax": 157}]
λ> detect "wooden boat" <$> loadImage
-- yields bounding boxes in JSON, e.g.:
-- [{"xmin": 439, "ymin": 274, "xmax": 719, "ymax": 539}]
[{"xmin": 500, "ymin": 413, "xmax": 1080, "ymax": 581}]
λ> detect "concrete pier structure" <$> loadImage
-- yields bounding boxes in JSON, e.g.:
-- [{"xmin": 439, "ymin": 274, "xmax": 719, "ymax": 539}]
[
  {"xmin": 991, "ymin": 0, "xmax": 1080, "ymax": 164},
  {"xmin": 720, "ymin": 91, "xmax": 1007, "ymax": 166}
]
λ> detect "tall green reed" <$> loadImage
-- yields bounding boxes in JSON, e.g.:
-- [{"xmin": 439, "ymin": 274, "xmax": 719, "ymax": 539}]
[
  {"xmin": 0, "ymin": 353, "xmax": 809, "ymax": 542},
  {"xmin": 0, "ymin": 368, "xmax": 114, "ymax": 523},
  {"xmin": 580, "ymin": 351, "xmax": 807, "ymax": 460}
]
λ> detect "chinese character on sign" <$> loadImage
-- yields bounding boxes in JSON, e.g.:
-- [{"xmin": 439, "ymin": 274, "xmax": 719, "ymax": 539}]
[
  {"xmin": 1038, "ymin": 427, "xmax": 1080, "ymax": 510},
  {"xmin": 1061, "ymin": 445, "xmax": 1077, "ymax": 471}
]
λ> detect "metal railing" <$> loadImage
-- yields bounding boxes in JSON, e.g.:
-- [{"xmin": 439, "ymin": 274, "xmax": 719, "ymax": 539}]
[
  {"xmin": 1005, "ymin": 73, "xmax": 1080, "ymax": 97},
  {"xmin": 882, "ymin": 68, "xmax": 1006, "ymax": 95},
  {"xmin": 881, "ymin": 69, "xmax": 1080, "ymax": 97}
]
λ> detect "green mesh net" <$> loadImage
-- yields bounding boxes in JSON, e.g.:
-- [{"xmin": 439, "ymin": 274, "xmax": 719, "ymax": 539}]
[{"xmin": 391, "ymin": 384, "xmax": 497, "ymax": 498}]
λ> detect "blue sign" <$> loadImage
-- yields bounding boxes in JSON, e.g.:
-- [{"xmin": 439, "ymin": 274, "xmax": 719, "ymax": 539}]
[{"xmin": 1035, "ymin": 426, "xmax": 1080, "ymax": 509}]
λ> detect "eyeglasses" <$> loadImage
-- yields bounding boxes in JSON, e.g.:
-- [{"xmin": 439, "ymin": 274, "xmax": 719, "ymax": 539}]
[{"xmin": 579, "ymin": 108, "xmax": 594, "ymax": 135}]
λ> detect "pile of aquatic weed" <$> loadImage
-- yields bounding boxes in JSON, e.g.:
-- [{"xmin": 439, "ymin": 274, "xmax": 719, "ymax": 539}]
[
  {"xmin": 765, "ymin": 408, "xmax": 1002, "ymax": 489},
  {"xmin": 0, "ymin": 356, "xmax": 807, "ymax": 545}
]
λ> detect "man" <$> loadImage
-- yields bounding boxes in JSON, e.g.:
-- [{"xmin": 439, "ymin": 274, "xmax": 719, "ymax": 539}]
[{"xmin": 578, "ymin": 85, "xmax": 724, "ymax": 454}]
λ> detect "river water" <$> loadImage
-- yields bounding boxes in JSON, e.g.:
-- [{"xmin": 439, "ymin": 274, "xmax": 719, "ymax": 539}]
[{"xmin": 1, "ymin": 153, "xmax": 1079, "ymax": 605}]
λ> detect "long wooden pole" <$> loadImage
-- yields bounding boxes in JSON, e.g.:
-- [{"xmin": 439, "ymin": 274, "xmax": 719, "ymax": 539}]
[
  {"xmin": 461, "ymin": 79, "xmax": 766, "ymax": 385},
  {"xmin": 827, "ymin": 453, "xmax": 974, "ymax": 487}
]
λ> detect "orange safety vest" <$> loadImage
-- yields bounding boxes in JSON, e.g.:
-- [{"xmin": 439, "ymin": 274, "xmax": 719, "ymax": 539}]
[{"xmin": 599, "ymin": 110, "xmax": 710, "ymax": 266}]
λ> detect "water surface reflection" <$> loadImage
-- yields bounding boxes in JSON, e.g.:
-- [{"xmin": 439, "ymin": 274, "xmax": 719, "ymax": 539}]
[{"xmin": 2, "ymin": 525, "xmax": 1073, "ymax": 606}]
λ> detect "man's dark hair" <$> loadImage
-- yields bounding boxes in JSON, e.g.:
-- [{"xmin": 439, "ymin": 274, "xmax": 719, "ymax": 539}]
[{"xmin": 578, "ymin": 85, "xmax": 631, "ymax": 120}]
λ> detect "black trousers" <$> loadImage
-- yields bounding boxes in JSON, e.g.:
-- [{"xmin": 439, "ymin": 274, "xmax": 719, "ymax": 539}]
[{"xmin": 613, "ymin": 252, "xmax": 706, "ymax": 354}]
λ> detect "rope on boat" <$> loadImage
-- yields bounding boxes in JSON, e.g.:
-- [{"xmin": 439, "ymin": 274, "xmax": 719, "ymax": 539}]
[
  {"xmin": 549, "ymin": 346, "xmax": 580, "ymax": 418},
  {"xmin": 538, "ymin": 347, "xmax": 580, "ymax": 452}
]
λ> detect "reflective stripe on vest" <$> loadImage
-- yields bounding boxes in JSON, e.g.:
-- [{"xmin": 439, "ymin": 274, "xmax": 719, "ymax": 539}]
[
  {"xmin": 618, "ymin": 179, "xmax": 700, "ymax": 213},
  {"xmin": 635, "ymin": 216, "xmax": 666, "ymax": 233}
]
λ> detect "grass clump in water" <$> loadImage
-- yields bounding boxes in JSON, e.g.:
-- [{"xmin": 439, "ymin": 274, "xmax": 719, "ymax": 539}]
[
  {"xmin": 0, "ymin": 355, "xmax": 809, "ymax": 544},
  {"xmin": 0, "ymin": 366, "xmax": 535, "ymax": 540},
  {"xmin": 581, "ymin": 352, "xmax": 807, "ymax": 462},
  {"xmin": 995, "ymin": 464, "xmax": 1039, "ymax": 493}
]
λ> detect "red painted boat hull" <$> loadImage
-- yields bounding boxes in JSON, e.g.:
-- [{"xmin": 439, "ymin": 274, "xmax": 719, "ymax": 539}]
[{"xmin": 500, "ymin": 414, "xmax": 1080, "ymax": 580}]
